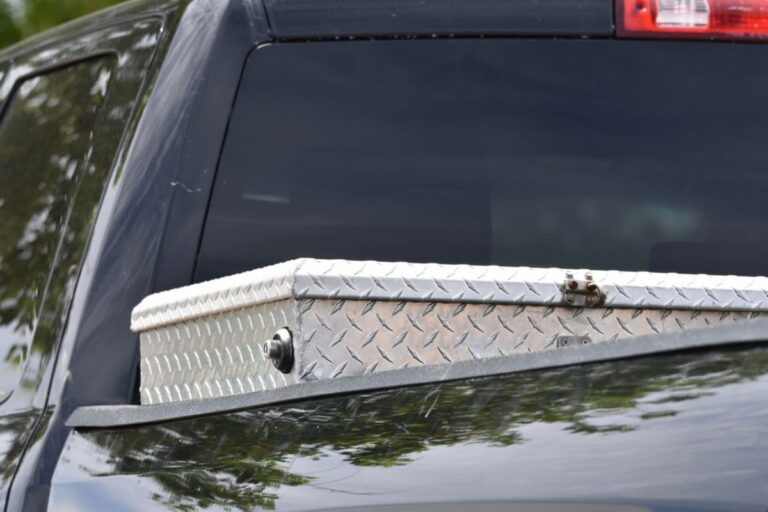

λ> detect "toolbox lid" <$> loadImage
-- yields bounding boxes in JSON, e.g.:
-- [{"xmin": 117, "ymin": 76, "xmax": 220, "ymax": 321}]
[{"xmin": 132, "ymin": 259, "xmax": 768, "ymax": 332}]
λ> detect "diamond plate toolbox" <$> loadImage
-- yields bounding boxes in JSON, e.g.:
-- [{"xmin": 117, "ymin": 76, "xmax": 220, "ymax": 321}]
[{"xmin": 132, "ymin": 259, "xmax": 768, "ymax": 405}]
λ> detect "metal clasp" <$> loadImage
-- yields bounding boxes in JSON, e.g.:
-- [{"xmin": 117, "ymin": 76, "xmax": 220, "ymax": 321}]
[{"xmin": 563, "ymin": 271, "xmax": 605, "ymax": 308}]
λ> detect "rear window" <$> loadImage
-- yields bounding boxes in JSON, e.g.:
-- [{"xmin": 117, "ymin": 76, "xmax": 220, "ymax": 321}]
[{"xmin": 196, "ymin": 39, "xmax": 768, "ymax": 282}]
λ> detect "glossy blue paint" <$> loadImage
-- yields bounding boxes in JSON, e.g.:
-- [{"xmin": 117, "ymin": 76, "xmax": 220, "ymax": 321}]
[
  {"xmin": 0, "ymin": 8, "xmax": 168, "ymax": 508},
  {"xmin": 4, "ymin": 1, "xmax": 269, "ymax": 510},
  {"xmin": 263, "ymin": 0, "xmax": 613, "ymax": 38},
  {"xmin": 1, "ymin": 0, "xmax": 767, "ymax": 510},
  {"xmin": 50, "ymin": 347, "xmax": 768, "ymax": 511}
]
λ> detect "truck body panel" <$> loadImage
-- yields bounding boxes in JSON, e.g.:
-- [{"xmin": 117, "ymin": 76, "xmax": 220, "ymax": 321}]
[{"xmin": 0, "ymin": 0, "xmax": 766, "ymax": 510}]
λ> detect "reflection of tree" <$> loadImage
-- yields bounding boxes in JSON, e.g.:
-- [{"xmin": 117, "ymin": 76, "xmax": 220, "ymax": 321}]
[
  {"xmin": 77, "ymin": 347, "xmax": 768, "ymax": 511},
  {"xmin": 0, "ymin": 412, "xmax": 37, "ymax": 488},
  {"xmin": 0, "ymin": 59, "xmax": 114, "ymax": 393}
]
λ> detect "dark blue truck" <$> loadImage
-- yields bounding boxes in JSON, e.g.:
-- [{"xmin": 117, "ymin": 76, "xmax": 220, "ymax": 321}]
[{"xmin": 2, "ymin": 0, "xmax": 768, "ymax": 510}]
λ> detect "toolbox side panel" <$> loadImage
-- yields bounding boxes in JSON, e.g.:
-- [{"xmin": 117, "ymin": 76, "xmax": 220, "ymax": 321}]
[{"xmin": 138, "ymin": 295, "xmax": 764, "ymax": 404}]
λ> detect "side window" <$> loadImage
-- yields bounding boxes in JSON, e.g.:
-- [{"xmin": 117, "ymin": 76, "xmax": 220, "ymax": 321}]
[{"xmin": 0, "ymin": 58, "xmax": 115, "ymax": 402}]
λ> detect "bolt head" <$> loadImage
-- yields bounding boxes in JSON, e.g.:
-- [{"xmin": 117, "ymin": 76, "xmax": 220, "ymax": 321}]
[
  {"xmin": 263, "ymin": 328, "xmax": 294, "ymax": 374},
  {"xmin": 263, "ymin": 340, "xmax": 282, "ymax": 360}
]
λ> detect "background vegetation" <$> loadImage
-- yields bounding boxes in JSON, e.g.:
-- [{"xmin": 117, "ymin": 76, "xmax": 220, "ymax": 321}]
[{"xmin": 0, "ymin": 0, "xmax": 124, "ymax": 49}]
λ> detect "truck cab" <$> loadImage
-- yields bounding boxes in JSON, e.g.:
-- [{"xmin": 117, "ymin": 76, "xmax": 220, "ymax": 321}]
[{"xmin": 1, "ymin": 1, "xmax": 768, "ymax": 510}]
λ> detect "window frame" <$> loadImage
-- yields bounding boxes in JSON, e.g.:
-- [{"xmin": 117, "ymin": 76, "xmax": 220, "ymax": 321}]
[
  {"xmin": 0, "ymin": 53, "xmax": 118, "ymax": 404},
  {"xmin": 0, "ymin": 12, "xmax": 170, "ymax": 505},
  {"xmin": 0, "ymin": 16, "xmax": 166, "ymax": 416}
]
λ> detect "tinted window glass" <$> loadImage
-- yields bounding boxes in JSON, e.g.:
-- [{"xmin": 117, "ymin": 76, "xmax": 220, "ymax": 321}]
[
  {"xmin": 197, "ymin": 40, "xmax": 768, "ymax": 282},
  {"xmin": 0, "ymin": 58, "xmax": 114, "ymax": 397}
]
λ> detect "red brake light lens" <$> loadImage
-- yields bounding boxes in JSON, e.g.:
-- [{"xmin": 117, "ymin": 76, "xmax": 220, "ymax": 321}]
[{"xmin": 618, "ymin": 0, "xmax": 768, "ymax": 39}]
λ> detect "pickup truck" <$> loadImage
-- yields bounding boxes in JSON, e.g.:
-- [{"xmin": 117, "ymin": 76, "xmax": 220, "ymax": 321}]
[{"xmin": 2, "ymin": 0, "xmax": 768, "ymax": 510}]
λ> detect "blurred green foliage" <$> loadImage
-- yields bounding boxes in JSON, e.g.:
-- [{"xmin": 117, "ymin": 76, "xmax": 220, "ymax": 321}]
[{"xmin": 0, "ymin": 0, "xmax": 125, "ymax": 50}]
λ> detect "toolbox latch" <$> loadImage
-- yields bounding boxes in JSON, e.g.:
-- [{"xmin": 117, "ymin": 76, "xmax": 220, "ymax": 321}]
[{"xmin": 563, "ymin": 271, "xmax": 605, "ymax": 308}]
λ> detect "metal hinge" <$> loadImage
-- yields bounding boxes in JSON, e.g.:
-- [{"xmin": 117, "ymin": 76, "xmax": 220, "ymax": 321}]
[
  {"xmin": 563, "ymin": 271, "xmax": 605, "ymax": 308},
  {"xmin": 556, "ymin": 335, "xmax": 592, "ymax": 348}
]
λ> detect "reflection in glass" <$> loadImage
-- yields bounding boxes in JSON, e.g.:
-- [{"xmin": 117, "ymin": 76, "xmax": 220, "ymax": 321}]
[
  {"xmin": 0, "ymin": 412, "xmax": 36, "ymax": 484},
  {"xmin": 55, "ymin": 347, "xmax": 768, "ymax": 511},
  {"xmin": 0, "ymin": 58, "xmax": 114, "ymax": 396}
]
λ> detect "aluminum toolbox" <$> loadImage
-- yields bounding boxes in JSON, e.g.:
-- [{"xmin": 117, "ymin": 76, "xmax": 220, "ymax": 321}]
[{"xmin": 132, "ymin": 259, "xmax": 768, "ymax": 405}]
